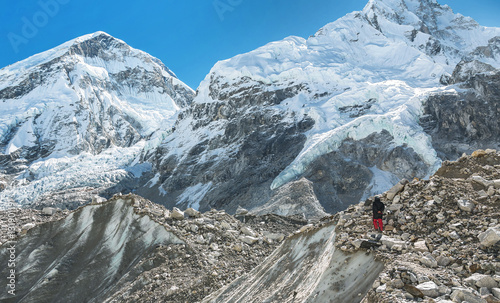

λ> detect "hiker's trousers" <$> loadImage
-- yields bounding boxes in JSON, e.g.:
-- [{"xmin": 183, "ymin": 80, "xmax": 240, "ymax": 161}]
[{"xmin": 373, "ymin": 218, "xmax": 383, "ymax": 231}]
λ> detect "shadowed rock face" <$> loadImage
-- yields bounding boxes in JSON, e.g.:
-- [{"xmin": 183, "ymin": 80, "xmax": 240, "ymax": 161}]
[
  {"xmin": 0, "ymin": 197, "xmax": 183, "ymax": 303},
  {"xmin": 139, "ymin": 79, "xmax": 316, "ymax": 215},
  {"xmin": 301, "ymin": 130, "xmax": 428, "ymax": 214},
  {"xmin": 421, "ymin": 69, "xmax": 500, "ymax": 160}
]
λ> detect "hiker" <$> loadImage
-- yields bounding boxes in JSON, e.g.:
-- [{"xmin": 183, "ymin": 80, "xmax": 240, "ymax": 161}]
[{"xmin": 372, "ymin": 196, "xmax": 385, "ymax": 232}]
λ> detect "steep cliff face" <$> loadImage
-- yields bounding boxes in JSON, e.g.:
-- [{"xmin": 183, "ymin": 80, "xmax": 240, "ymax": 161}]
[
  {"xmin": 142, "ymin": 0, "xmax": 500, "ymax": 216},
  {"xmin": 139, "ymin": 87, "xmax": 317, "ymax": 214},
  {"xmin": 421, "ymin": 51, "xmax": 500, "ymax": 160},
  {"xmin": 0, "ymin": 32, "xmax": 194, "ymax": 209}
]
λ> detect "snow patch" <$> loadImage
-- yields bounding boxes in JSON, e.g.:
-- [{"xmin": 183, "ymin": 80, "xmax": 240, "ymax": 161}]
[{"xmin": 176, "ymin": 182, "xmax": 213, "ymax": 210}]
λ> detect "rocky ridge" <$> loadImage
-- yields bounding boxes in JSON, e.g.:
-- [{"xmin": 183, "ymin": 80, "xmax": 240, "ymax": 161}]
[{"xmin": 331, "ymin": 149, "xmax": 500, "ymax": 303}]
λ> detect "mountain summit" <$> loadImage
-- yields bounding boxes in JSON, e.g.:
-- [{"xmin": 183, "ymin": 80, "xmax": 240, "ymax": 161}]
[
  {"xmin": 140, "ymin": 0, "xmax": 500, "ymax": 215},
  {"xmin": 0, "ymin": 31, "xmax": 194, "ymax": 208}
]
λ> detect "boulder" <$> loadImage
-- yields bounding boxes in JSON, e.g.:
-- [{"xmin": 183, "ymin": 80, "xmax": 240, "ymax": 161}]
[
  {"xmin": 241, "ymin": 226, "xmax": 258, "ymax": 237},
  {"xmin": 472, "ymin": 175, "xmax": 494, "ymax": 188},
  {"xmin": 381, "ymin": 236, "xmax": 406, "ymax": 250},
  {"xmin": 479, "ymin": 227, "xmax": 500, "ymax": 247},
  {"xmin": 42, "ymin": 207, "xmax": 58, "ymax": 216},
  {"xmin": 171, "ymin": 208, "xmax": 185, "ymax": 220},
  {"xmin": 414, "ymin": 240, "xmax": 428, "ymax": 252},
  {"xmin": 185, "ymin": 208, "xmax": 201, "ymax": 218},
  {"xmin": 390, "ymin": 279, "xmax": 404, "ymax": 289},
  {"xmin": 494, "ymin": 180, "xmax": 500, "ymax": 189},
  {"xmin": 240, "ymin": 235, "xmax": 259, "ymax": 245},
  {"xmin": 416, "ymin": 281, "xmax": 440, "ymax": 298},
  {"xmin": 451, "ymin": 288, "xmax": 487, "ymax": 303},
  {"xmin": 235, "ymin": 206, "xmax": 249, "ymax": 216},
  {"xmin": 404, "ymin": 284, "xmax": 424, "ymax": 298},
  {"xmin": 420, "ymin": 253, "xmax": 438, "ymax": 268},
  {"xmin": 458, "ymin": 199, "xmax": 475, "ymax": 212},
  {"xmin": 148, "ymin": 208, "xmax": 164, "ymax": 217},
  {"xmin": 437, "ymin": 256, "xmax": 452, "ymax": 267},
  {"xmin": 465, "ymin": 274, "xmax": 499, "ymax": 289},
  {"xmin": 386, "ymin": 180, "xmax": 407, "ymax": 200},
  {"xmin": 263, "ymin": 232, "xmax": 285, "ymax": 242},
  {"xmin": 22, "ymin": 223, "xmax": 36, "ymax": 230},
  {"xmin": 492, "ymin": 288, "xmax": 500, "ymax": 299},
  {"xmin": 482, "ymin": 294, "xmax": 500, "ymax": 303}
]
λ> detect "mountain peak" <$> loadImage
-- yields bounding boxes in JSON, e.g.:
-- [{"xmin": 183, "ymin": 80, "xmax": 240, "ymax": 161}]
[{"xmin": 361, "ymin": 0, "xmax": 477, "ymax": 33}]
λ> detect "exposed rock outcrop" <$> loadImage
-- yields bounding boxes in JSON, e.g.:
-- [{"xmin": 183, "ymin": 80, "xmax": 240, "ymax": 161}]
[{"xmin": 421, "ymin": 70, "xmax": 500, "ymax": 160}]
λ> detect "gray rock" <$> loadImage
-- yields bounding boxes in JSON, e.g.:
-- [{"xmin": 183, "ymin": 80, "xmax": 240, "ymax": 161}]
[
  {"xmin": 420, "ymin": 253, "xmax": 438, "ymax": 268},
  {"xmin": 239, "ymin": 235, "xmax": 259, "ymax": 245},
  {"xmin": 235, "ymin": 206, "xmax": 249, "ymax": 216},
  {"xmin": 171, "ymin": 208, "xmax": 185, "ymax": 220},
  {"xmin": 451, "ymin": 287, "xmax": 487, "ymax": 303},
  {"xmin": 465, "ymin": 274, "xmax": 499, "ymax": 289},
  {"xmin": 472, "ymin": 175, "xmax": 494, "ymax": 188},
  {"xmin": 480, "ymin": 287, "xmax": 491, "ymax": 296},
  {"xmin": 386, "ymin": 181, "xmax": 407, "ymax": 201},
  {"xmin": 380, "ymin": 236, "xmax": 406, "ymax": 250},
  {"xmin": 492, "ymin": 288, "xmax": 500, "ymax": 299},
  {"xmin": 184, "ymin": 208, "xmax": 201, "ymax": 218},
  {"xmin": 391, "ymin": 279, "xmax": 404, "ymax": 289},
  {"xmin": 479, "ymin": 226, "xmax": 500, "ymax": 247},
  {"xmin": 148, "ymin": 208, "xmax": 164, "ymax": 217},
  {"xmin": 414, "ymin": 240, "xmax": 428, "ymax": 252},
  {"xmin": 416, "ymin": 281, "xmax": 439, "ymax": 298},
  {"xmin": 482, "ymin": 294, "xmax": 500, "ymax": 303},
  {"xmin": 458, "ymin": 199, "xmax": 475, "ymax": 212},
  {"xmin": 437, "ymin": 256, "xmax": 452, "ymax": 267},
  {"xmin": 241, "ymin": 226, "xmax": 258, "ymax": 237},
  {"xmin": 494, "ymin": 180, "xmax": 500, "ymax": 189},
  {"xmin": 42, "ymin": 207, "xmax": 58, "ymax": 216},
  {"xmin": 22, "ymin": 223, "xmax": 36, "ymax": 230},
  {"xmin": 263, "ymin": 232, "xmax": 285, "ymax": 242}
]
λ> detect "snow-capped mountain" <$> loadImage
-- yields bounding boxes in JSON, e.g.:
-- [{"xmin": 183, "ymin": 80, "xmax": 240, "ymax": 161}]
[
  {"xmin": 140, "ymin": 0, "xmax": 500, "ymax": 215},
  {"xmin": 0, "ymin": 32, "xmax": 194, "ymax": 208}
]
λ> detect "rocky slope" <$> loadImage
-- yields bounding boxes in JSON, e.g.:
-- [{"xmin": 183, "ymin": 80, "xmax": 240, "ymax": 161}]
[
  {"xmin": 201, "ymin": 149, "xmax": 500, "ymax": 303},
  {"xmin": 139, "ymin": 0, "xmax": 500, "ymax": 216},
  {"xmin": 0, "ymin": 32, "xmax": 194, "ymax": 209},
  {"xmin": 2, "ymin": 149, "xmax": 499, "ymax": 302},
  {"xmin": 337, "ymin": 149, "xmax": 500, "ymax": 303}
]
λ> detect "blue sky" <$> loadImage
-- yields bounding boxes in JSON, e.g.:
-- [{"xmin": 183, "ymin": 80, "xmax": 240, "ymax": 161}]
[{"xmin": 1, "ymin": 0, "xmax": 499, "ymax": 89}]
